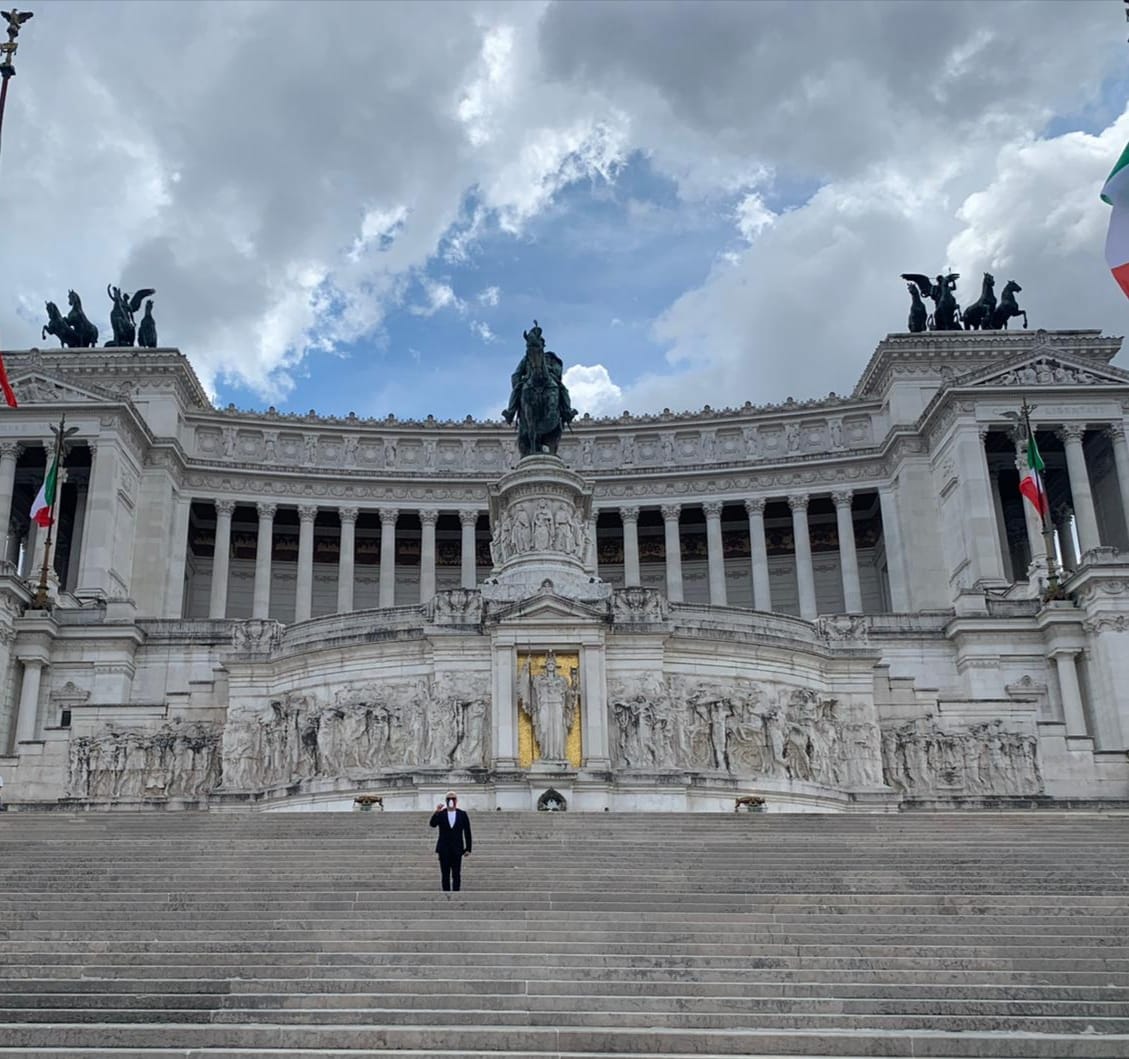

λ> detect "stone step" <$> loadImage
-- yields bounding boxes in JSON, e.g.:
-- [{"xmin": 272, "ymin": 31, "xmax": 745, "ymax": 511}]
[
  {"xmin": 1, "ymin": 1022, "xmax": 1129, "ymax": 1057},
  {"xmin": 3, "ymin": 1006, "xmax": 1129, "ymax": 1034},
  {"xmin": 4, "ymin": 984, "xmax": 1124, "ymax": 1011}
]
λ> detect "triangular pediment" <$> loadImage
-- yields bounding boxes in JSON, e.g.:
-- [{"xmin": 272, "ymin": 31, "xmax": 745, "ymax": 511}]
[
  {"xmin": 7, "ymin": 370, "xmax": 121, "ymax": 406},
  {"xmin": 486, "ymin": 587, "xmax": 609, "ymax": 626},
  {"xmin": 957, "ymin": 346, "xmax": 1129, "ymax": 390}
]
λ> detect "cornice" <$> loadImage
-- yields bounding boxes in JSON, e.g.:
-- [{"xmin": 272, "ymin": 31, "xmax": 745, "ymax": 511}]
[{"xmin": 853, "ymin": 329, "xmax": 1121, "ymax": 400}]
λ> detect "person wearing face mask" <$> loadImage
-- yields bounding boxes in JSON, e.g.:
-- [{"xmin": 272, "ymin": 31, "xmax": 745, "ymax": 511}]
[{"xmin": 429, "ymin": 790, "xmax": 472, "ymax": 893}]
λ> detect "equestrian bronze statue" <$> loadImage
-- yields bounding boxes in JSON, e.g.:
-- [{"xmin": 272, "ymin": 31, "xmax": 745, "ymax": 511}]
[{"xmin": 502, "ymin": 320, "xmax": 578, "ymax": 458}]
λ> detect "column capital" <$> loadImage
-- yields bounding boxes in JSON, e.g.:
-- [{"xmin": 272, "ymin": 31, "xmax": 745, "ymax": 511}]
[
  {"xmin": 297, "ymin": 504, "xmax": 318, "ymax": 524},
  {"xmin": 787, "ymin": 493, "xmax": 809, "ymax": 512},
  {"xmin": 660, "ymin": 503, "xmax": 681, "ymax": 522},
  {"xmin": 977, "ymin": 425, "xmax": 991, "ymax": 443},
  {"xmin": 380, "ymin": 507, "xmax": 399, "ymax": 526},
  {"xmin": 618, "ymin": 505, "xmax": 639, "ymax": 523},
  {"xmin": 215, "ymin": 499, "xmax": 237, "ymax": 519},
  {"xmin": 1058, "ymin": 423, "xmax": 1087, "ymax": 443},
  {"xmin": 1106, "ymin": 424, "xmax": 1126, "ymax": 444},
  {"xmin": 831, "ymin": 490, "xmax": 853, "ymax": 509},
  {"xmin": 338, "ymin": 505, "xmax": 359, "ymax": 524},
  {"xmin": 702, "ymin": 500, "xmax": 724, "ymax": 519},
  {"xmin": 256, "ymin": 501, "xmax": 277, "ymax": 520},
  {"xmin": 458, "ymin": 508, "xmax": 479, "ymax": 527},
  {"xmin": 0, "ymin": 441, "xmax": 21, "ymax": 460},
  {"xmin": 419, "ymin": 508, "xmax": 439, "ymax": 526},
  {"xmin": 744, "ymin": 497, "xmax": 766, "ymax": 517}
]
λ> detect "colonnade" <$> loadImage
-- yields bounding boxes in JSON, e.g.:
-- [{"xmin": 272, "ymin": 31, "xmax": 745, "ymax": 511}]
[
  {"xmin": 195, "ymin": 489, "xmax": 884, "ymax": 622},
  {"xmin": 203, "ymin": 504, "xmax": 482, "ymax": 621},
  {"xmin": 984, "ymin": 424, "xmax": 1129, "ymax": 582},
  {"xmin": 614, "ymin": 491, "xmax": 871, "ymax": 619}
]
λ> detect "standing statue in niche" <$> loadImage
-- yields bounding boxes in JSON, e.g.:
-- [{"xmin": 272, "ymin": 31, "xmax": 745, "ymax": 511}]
[
  {"xmin": 520, "ymin": 652, "xmax": 576, "ymax": 763},
  {"xmin": 105, "ymin": 284, "xmax": 156, "ymax": 347},
  {"xmin": 502, "ymin": 320, "xmax": 578, "ymax": 457}
]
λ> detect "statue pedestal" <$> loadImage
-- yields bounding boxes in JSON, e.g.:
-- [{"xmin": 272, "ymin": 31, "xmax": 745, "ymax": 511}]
[{"xmin": 481, "ymin": 455, "xmax": 609, "ymax": 604}]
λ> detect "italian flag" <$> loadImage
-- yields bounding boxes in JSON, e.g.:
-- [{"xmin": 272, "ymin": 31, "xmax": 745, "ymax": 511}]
[
  {"xmin": 30, "ymin": 451, "xmax": 58, "ymax": 528},
  {"xmin": 1019, "ymin": 432, "xmax": 1049, "ymax": 521},
  {"xmin": 1101, "ymin": 141, "xmax": 1129, "ymax": 299}
]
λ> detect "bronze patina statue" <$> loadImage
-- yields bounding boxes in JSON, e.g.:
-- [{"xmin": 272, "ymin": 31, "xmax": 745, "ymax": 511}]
[
  {"xmin": 137, "ymin": 300, "xmax": 158, "ymax": 348},
  {"xmin": 905, "ymin": 283, "xmax": 927, "ymax": 333},
  {"xmin": 902, "ymin": 272, "xmax": 962, "ymax": 331},
  {"xmin": 41, "ymin": 289, "xmax": 98, "ymax": 348},
  {"xmin": 106, "ymin": 284, "xmax": 156, "ymax": 346},
  {"xmin": 900, "ymin": 269, "xmax": 1029, "ymax": 332},
  {"xmin": 502, "ymin": 320, "xmax": 577, "ymax": 457},
  {"xmin": 991, "ymin": 280, "xmax": 1027, "ymax": 330},
  {"xmin": 961, "ymin": 273, "xmax": 996, "ymax": 331}
]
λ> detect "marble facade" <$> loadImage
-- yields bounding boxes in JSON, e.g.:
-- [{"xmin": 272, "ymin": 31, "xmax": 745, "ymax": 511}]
[{"xmin": 0, "ymin": 329, "xmax": 1128, "ymax": 811}]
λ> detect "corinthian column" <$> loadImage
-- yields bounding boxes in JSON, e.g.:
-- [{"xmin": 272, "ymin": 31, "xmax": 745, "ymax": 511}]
[
  {"xmin": 419, "ymin": 509, "xmax": 438, "ymax": 603},
  {"xmin": 620, "ymin": 506, "xmax": 640, "ymax": 587},
  {"xmin": 379, "ymin": 508, "xmax": 398, "ymax": 608},
  {"xmin": 1059, "ymin": 425, "xmax": 1100, "ymax": 556},
  {"xmin": 208, "ymin": 499, "xmax": 235, "ymax": 619},
  {"xmin": 459, "ymin": 509, "xmax": 478, "ymax": 589},
  {"xmin": 252, "ymin": 502, "xmax": 276, "ymax": 619},
  {"xmin": 703, "ymin": 501, "xmax": 727, "ymax": 605},
  {"xmin": 294, "ymin": 504, "xmax": 317, "ymax": 623},
  {"xmin": 832, "ymin": 490, "xmax": 862, "ymax": 614},
  {"xmin": 661, "ymin": 504, "xmax": 683, "ymax": 602},
  {"xmin": 788, "ymin": 494, "xmax": 817, "ymax": 620},
  {"xmin": 0, "ymin": 442, "xmax": 20, "ymax": 563},
  {"xmin": 1106, "ymin": 425, "xmax": 1129, "ymax": 544},
  {"xmin": 337, "ymin": 506, "xmax": 357, "ymax": 614},
  {"xmin": 744, "ymin": 497, "xmax": 771, "ymax": 612}
]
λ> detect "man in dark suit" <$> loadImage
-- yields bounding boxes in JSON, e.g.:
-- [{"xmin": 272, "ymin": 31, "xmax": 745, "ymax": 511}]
[{"xmin": 429, "ymin": 790, "xmax": 472, "ymax": 892}]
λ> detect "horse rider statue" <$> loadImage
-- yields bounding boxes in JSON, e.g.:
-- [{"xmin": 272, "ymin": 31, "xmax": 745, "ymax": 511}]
[
  {"xmin": 901, "ymin": 271, "xmax": 962, "ymax": 331},
  {"xmin": 502, "ymin": 320, "xmax": 578, "ymax": 458}
]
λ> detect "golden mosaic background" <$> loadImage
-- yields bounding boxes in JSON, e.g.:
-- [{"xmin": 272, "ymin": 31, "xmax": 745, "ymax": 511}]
[{"xmin": 516, "ymin": 651, "xmax": 582, "ymax": 769}]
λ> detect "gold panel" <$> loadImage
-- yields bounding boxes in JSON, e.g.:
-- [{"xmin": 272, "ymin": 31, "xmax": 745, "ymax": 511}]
[{"xmin": 516, "ymin": 651, "xmax": 582, "ymax": 769}]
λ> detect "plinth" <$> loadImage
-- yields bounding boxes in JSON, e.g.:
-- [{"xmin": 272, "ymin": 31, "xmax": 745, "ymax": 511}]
[{"xmin": 481, "ymin": 455, "xmax": 609, "ymax": 603}]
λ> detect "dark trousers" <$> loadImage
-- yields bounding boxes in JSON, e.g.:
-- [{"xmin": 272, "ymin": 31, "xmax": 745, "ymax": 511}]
[{"xmin": 438, "ymin": 850, "xmax": 463, "ymax": 892}]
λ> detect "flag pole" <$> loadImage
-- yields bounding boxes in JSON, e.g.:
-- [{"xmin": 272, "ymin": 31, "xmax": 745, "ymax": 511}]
[
  {"xmin": 1020, "ymin": 397, "xmax": 1062, "ymax": 599},
  {"xmin": 31, "ymin": 412, "xmax": 64, "ymax": 609}
]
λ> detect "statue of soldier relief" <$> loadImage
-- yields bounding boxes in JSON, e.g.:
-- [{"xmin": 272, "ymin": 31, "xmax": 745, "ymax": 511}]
[{"xmin": 519, "ymin": 651, "xmax": 577, "ymax": 763}]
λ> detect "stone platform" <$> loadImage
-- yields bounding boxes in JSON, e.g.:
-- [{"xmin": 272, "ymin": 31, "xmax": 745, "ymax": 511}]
[{"xmin": 0, "ymin": 811, "xmax": 1127, "ymax": 1057}]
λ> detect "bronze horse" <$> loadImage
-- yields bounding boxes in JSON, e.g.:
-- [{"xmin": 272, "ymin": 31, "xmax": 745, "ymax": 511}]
[
  {"xmin": 41, "ymin": 290, "xmax": 99, "ymax": 348},
  {"xmin": 990, "ymin": 281, "xmax": 1027, "ymax": 330},
  {"xmin": 961, "ymin": 273, "xmax": 996, "ymax": 331}
]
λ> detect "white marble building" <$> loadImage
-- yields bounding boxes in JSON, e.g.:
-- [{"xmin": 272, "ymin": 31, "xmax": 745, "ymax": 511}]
[{"xmin": 0, "ymin": 328, "xmax": 1127, "ymax": 811}]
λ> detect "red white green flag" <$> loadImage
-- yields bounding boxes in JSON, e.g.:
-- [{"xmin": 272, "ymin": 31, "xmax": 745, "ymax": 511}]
[
  {"xmin": 1101, "ymin": 141, "xmax": 1129, "ymax": 299},
  {"xmin": 1019, "ymin": 433, "xmax": 1049, "ymax": 520},
  {"xmin": 29, "ymin": 451, "xmax": 58, "ymax": 528}
]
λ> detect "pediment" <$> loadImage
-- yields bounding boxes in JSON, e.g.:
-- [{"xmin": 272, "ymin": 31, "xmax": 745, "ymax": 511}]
[
  {"xmin": 7, "ymin": 370, "xmax": 120, "ymax": 406},
  {"xmin": 486, "ymin": 586, "xmax": 610, "ymax": 626},
  {"xmin": 956, "ymin": 346, "xmax": 1129, "ymax": 391}
]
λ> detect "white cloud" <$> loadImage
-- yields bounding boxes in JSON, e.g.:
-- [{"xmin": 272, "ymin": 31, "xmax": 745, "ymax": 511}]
[
  {"xmin": 564, "ymin": 363, "xmax": 623, "ymax": 416},
  {"xmin": 471, "ymin": 320, "xmax": 496, "ymax": 342},
  {"xmin": 410, "ymin": 279, "xmax": 465, "ymax": 317},
  {"xmin": 735, "ymin": 192, "xmax": 776, "ymax": 243},
  {"xmin": 477, "ymin": 285, "xmax": 501, "ymax": 307},
  {"xmin": 3, "ymin": 0, "xmax": 1125, "ymax": 413}
]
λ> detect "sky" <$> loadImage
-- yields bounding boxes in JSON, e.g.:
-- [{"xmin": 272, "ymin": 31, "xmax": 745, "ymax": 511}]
[{"xmin": 1, "ymin": 0, "xmax": 1127, "ymax": 423}]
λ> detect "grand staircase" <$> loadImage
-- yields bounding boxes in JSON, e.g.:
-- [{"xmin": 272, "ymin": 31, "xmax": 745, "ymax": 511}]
[{"xmin": 0, "ymin": 811, "xmax": 1127, "ymax": 1058}]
